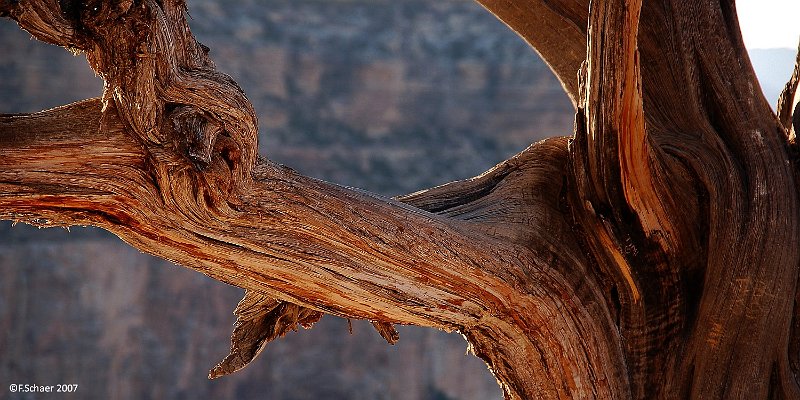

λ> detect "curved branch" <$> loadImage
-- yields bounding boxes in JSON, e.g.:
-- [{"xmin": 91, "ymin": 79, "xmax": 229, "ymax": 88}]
[
  {"xmin": 566, "ymin": 2, "xmax": 692, "ymax": 395},
  {"xmin": 475, "ymin": 0, "xmax": 588, "ymax": 105},
  {"xmin": 475, "ymin": 0, "xmax": 777, "ymax": 140},
  {"xmin": 2, "ymin": 1, "xmax": 628, "ymax": 396},
  {"xmin": 638, "ymin": 2, "xmax": 800, "ymax": 396},
  {"xmin": 7, "ymin": 0, "xmax": 796, "ymax": 397},
  {"xmin": 0, "ymin": 0, "xmax": 81, "ymax": 47},
  {"xmin": 0, "ymin": 101, "xmax": 627, "ymax": 398},
  {"xmin": 2, "ymin": 0, "xmax": 258, "ymax": 189},
  {"xmin": 572, "ymin": 0, "xmax": 671, "ymax": 302}
]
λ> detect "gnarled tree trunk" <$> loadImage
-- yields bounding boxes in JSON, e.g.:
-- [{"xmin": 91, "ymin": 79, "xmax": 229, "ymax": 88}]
[{"xmin": 1, "ymin": 0, "xmax": 799, "ymax": 398}]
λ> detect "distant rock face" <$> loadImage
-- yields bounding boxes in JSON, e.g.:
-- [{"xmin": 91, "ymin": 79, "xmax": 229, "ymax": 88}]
[
  {"xmin": 0, "ymin": 1, "xmax": 573, "ymax": 399},
  {"xmin": 181, "ymin": 0, "xmax": 574, "ymax": 195}
]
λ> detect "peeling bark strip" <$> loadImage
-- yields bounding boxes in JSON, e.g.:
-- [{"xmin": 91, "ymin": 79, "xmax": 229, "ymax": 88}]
[
  {"xmin": 209, "ymin": 291, "xmax": 323, "ymax": 379},
  {"xmin": 778, "ymin": 41, "xmax": 800, "ymax": 141},
  {"xmin": 3, "ymin": 0, "xmax": 800, "ymax": 399},
  {"xmin": 574, "ymin": 0, "xmax": 651, "ymax": 302}
]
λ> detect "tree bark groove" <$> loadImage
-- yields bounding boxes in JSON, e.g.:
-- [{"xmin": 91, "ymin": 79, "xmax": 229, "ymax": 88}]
[{"xmin": 2, "ymin": 0, "xmax": 800, "ymax": 398}]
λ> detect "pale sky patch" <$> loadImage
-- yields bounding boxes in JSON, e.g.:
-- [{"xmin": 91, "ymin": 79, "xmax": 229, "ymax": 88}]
[{"xmin": 737, "ymin": 0, "xmax": 800, "ymax": 49}]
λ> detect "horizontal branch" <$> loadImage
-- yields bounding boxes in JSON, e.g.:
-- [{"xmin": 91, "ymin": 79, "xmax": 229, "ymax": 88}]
[
  {"xmin": 0, "ymin": 100, "xmax": 495, "ymax": 326},
  {"xmin": 0, "ymin": 99, "xmax": 629, "ymax": 398},
  {"xmin": 0, "ymin": 2, "xmax": 632, "ymax": 396}
]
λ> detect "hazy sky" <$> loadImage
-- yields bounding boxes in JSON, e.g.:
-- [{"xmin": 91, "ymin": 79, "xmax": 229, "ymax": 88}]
[{"xmin": 737, "ymin": 0, "xmax": 799, "ymax": 49}]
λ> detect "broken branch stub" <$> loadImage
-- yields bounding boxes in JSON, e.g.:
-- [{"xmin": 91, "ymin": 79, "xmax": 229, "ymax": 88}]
[{"xmin": 210, "ymin": 290, "xmax": 324, "ymax": 379}]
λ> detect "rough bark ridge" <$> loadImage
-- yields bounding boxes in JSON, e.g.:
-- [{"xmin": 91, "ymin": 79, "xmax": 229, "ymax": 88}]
[{"xmin": 2, "ymin": 0, "xmax": 800, "ymax": 398}]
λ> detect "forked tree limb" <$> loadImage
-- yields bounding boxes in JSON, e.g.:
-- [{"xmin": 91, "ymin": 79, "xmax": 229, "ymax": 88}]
[
  {"xmin": 4, "ymin": 0, "xmax": 800, "ymax": 398},
  {"xmin": 481, "ymin": 0, "xmax": 800, "ymax": 396}
]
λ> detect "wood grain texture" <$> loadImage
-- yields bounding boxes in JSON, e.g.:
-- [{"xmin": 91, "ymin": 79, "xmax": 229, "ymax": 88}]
[
  {"xmin": 0, "ymin": 101, "xmax": 626, "ymax": 398},
  {"xmin": 3, "ymin": 0, "xmax": 800, "ymax": 398}
]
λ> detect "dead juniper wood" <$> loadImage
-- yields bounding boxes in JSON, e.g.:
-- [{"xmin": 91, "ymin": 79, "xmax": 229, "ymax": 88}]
[{"xmin": 2, "ymin": 0, "xmax": 800, "ymax": 398}]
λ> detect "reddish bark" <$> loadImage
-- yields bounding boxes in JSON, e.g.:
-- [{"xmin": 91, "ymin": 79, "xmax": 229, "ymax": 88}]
[{"xmin": 2, "ymin": 0, "xmax": 799, "ymax": 398}]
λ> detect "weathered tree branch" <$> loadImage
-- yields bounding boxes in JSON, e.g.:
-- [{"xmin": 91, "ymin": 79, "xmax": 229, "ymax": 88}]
[
  {"xmin": 4, "ymin": 0, "xmax": 800, "ymax": 398},
  {"xmin": 0, "ymin": 100, "xmax": 499, "ymax": 325},
  {"xmin": 480, "ymin": 0, "xmax": 800, "ymax": 396},
  {"xmin": 572, "ymin": 0, "xmax": 663, "ymax": 303},
  {"xmin": 0, "ymin": 101, "xmax": 626, "ymax": 398},
  {"xmin": 644, "ymin": 2, "xmax": 799, "ymax": 397}
]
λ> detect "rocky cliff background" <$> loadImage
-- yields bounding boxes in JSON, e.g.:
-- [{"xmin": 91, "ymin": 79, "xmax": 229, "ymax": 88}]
[{"xmin": 0, "ymin": 1, "xmax": 574, "ymax": 399}]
